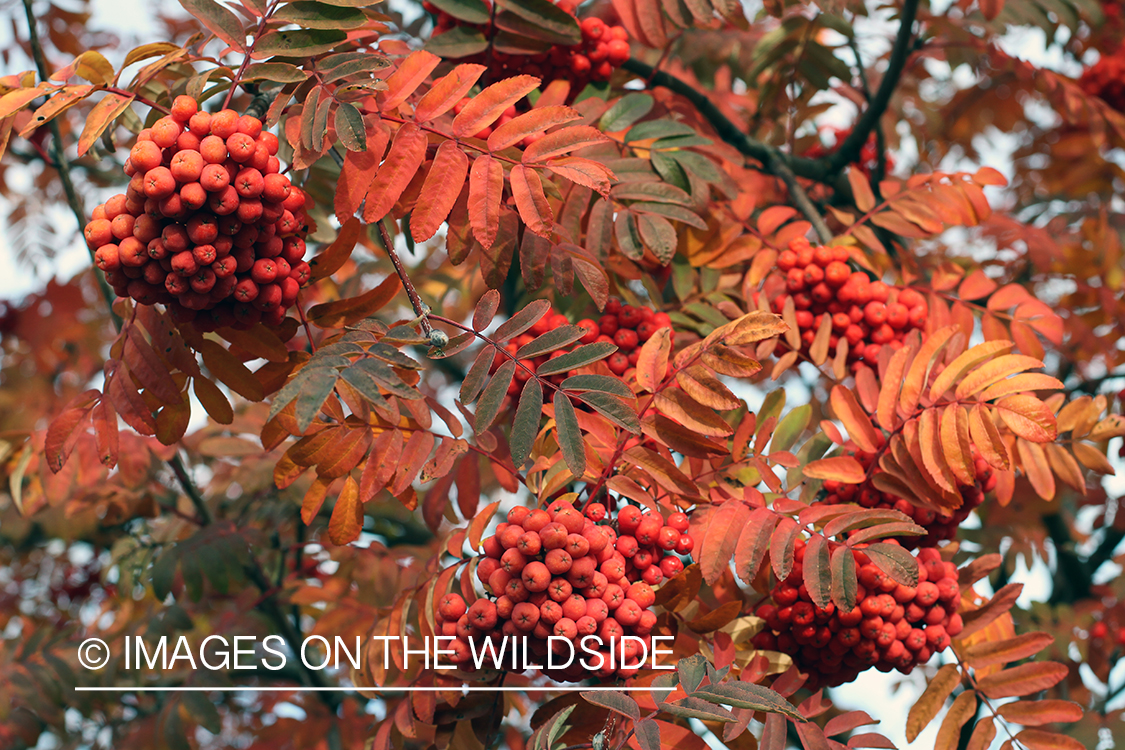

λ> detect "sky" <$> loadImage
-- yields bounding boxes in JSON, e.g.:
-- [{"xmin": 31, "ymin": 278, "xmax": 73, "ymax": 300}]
[{"xmin": 1, "ymin": 1, "xmax": 1122, "ymax": 748}]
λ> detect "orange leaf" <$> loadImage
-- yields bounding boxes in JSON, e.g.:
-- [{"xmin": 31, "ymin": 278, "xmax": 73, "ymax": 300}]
[
  {"xmin": 380, "ymin": 50, "xmax": 441, "ymax": 111},
  {"xmin": 847, "ymin": 167, "xmax": 876, "ymax": 213},
  {"xmin": 359, "ymin": 430, "xmax": 403, "ymax": 502},
  {"xmin": 938, "ymin": 404, "xmax": 975, "ymax": 485},
  {"xmin": 955, "ymin": 354, "xmax": 1045, "ymax": 399},
  {"xmin": 830, "ymin": 385, "xmax": 881, "ymax": 453},
  {"xmin": 335, "ymin": 124, "xmax": 387, "ymax": 223},
  {"xmin": 509, "ymin": 164, "xmax": 554, "ymax": 237},
  {"xmin": 968, "ymin": 403, "xmax": 1010, "ymax": 470},
  {"xmin": 997, "ymin": 701, "xmax": 1082, "ymax": 726},
  {"xmin": 310, "ymin": 216, "xmax": 363, "ymax": 282},
  {"xmin": 935, "ymin": 691, "xmax": 976, "ymax": 750},
  {"xmin": 469, "ymin": 500, "xmax": 501, "ymax": 551},
  {"xmin": 685, "ymin": 600, "xmax": 741, "ymax": 633},
  {"xmin": 328, "ymin": 476, "xmax": 363, "ymax": 545},
  {"xmin": 522, "ymin": 125, "xmax": 607, "ymax": 163},
  {"xmin": 803, "ymin": 456, "xmax": 866, "ymax": 483},
  {"xmin": 905, "ymin": 664, "xmax": 961, "ymax": 743},
  {"xmin": 655, "ymin": 389, "xmax": 733, "ymax": 437},
  {"xmin": 1017, "ymin": 439, "xmax": 1055, "ymax": 499},
  {"xmin": 918, "ymin": 407, "xmax": 957, "ymax": 493},
  {"xmin": 996, "ymin": 394, "xmax": 1057, "ymax": 442},
  {"xmin": 1013, "ymin": 730, "xmax": 1084, "ymax": 750},
  {"xmin": 363, "ymin": 122, "xmax": 428, "ymax": 223},
  {"xmin": 900, "ymin": 325, "xmax": 957, "ymax": 416},
  {"xmin": 468, "ymin": 154, "xmax": 504, "ymax": 248},
  {"xmin": 963, "ymin": 632, "xmax": 1054, "ymax": 670},
  {"xmin": 45, "ymin": 392, "xmax": 98, "ymax": 472},
  {"xmin": 452, "ymin": 75, "xmax": 541, "ymax": 138},
  {"xmin": 978, "ymin": 373, "xmax": 1063, "ymax": 401},
  {"xmin": 965, "ymin": 718, "xmax": 996, "ymax": 750},
  {"xmin": 488, "ymin": 105, "xmax": 581, "ymax": 151},
  {"xmin": 545, "ymin": 157, "xmax": 614, "ymax": 196},
  {"xmin": 636, "ymin": 327, "xmax": 671, "ymax": 393},
  {"xmin": 413, "ymin": 63, "xmax": 486, "ymax": 123},
  {"xmin": 411, "ymin": 140, "xmax": 470, "ymax": 243},
  {"xmin": 877, "ymin": 345, "xmax": 913, "ymax": 430},
  {"xmin": 958, "ymin": 269, "xmax": 998, "ymax": 300},
  {"xmin": 78, "ymin": 92, "xmax": 133, "ymax": 156},
  {"xmin": 676, "ymin": 366, "xmax": 739, "ymax": 410},
  {"xmin": 699, "ymin": 501, "xmax": 750, "ymax": 584},
  {"xmin": 198, "ymin": 340, "xmax": 265, "ymax": 401},
  {"xmin": 986, "ymin": 283, "xmax": 1032, "ymax": 310},
  {"xmin": 194, "ymin": 375, "xmax": 233, "ymax": 425},
  {"xmin": 976, "ymin": 661, "xmax": 1068, "ymax": 699},
  {"xmin": 307, "ymin": 273, "xmax": 402, "ymax": 328}
]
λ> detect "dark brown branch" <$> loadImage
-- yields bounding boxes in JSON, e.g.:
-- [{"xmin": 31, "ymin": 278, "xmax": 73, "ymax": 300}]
[
  {"xmin": 21, "ymin": 0, "xmax": 121, "ymax": 329},
  {"xmin": 169, "ymin": 453, "xmax": 212, "ymax": 525},
  {"xmin": 375, "ymin": 220, "xmax": 433, "ymax": 336},
  {"xmin": 826, "ymin": 0, "xmax": 919, "ymax": 176},
  {"xmin": 621, "ymin": 58, "xmax": 833, "ymax": 241}
]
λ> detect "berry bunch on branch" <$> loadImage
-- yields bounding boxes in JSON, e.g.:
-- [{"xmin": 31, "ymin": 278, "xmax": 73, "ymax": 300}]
[
  {"xmin": 435, "ymin": 498, "xmax": 694, "ymax": 680},
  {"xmin": 85, "ymin": 97, "xmax": 310, "ymax": 332}
]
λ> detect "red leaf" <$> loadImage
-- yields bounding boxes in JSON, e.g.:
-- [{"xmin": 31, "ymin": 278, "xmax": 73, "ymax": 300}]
[
  {"xmin": 411, "ymin": 140, "xmax": 470, "ymax": 242},
  {"xmin": 468, "ymin": 500, "xmax": 500, "ymax": 551},
  {"xmin": 380, "ymin": 50, "xmax": 441, "ymax": 111},
  {"xmin": 802, "ymin": 534, "xmax": 832, "ymax": 609},
  {"xmin": 734, "ymin": 507, "xmax": 777, "ymax": 584},
  {"xmin": 468, "ymin": 154, "xmax": 504, "ymax": 248},
  {"xmin": 363, "ymin": 122, "xmax": 428, "ymax": 222},
  {"xmin": 45, "ymin": 392, "xmax": 98, "ymax": 472},
  {"xmin": 452, "ymin": 75, "xmax": 541, "ymax": 137},
  {"xmin": 522, "ymin": 125, "xmax": 607, "ymax": 162},
  {"xmin": 488, "ymin": 105, "xmax": 581, "ymax": 150},
  {"xmin": 509, "ymin": 164, "xmax": 554, "ymax": 237},
  {"xmin": 335, "ymin": 124, "xmax": 388, "ymax": 222},
  {"xmin": 700, "ymin": 501, "xmax": 750, "ymax": 584},
  {"xmin": 770, "ymin": 516, "xmax": 800, "ymax": 582},
  {"xmin": 413, "ymin": 63, "xmax": 487, "ymax": 123}
]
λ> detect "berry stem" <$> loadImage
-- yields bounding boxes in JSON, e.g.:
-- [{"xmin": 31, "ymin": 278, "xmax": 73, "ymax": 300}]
[{"xmin": 223, "ymin": 0, "xmax": 282, "ymax": 110}]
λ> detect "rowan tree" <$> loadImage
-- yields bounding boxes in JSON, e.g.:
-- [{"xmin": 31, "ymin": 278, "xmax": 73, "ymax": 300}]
[{"xmin": 0, "ymin": 0, "xmax": 1123, "ymax": 748}]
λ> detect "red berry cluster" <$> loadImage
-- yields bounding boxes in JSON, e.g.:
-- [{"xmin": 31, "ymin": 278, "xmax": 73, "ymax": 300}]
[
  {"xmin": 804, "ymin": 125, "xmax": 895, "ymax": 178},
  {"xmin": 757, "ymin": 238, "xmax": 928, "ymax": 371},
  {"xmin": 1079, "ymin": 47, "xmax": 1125, "ymax": 112},
  {"xmin": 493, "ymin": 298, "xmax": 674, "ymax": 400},
  {"xmin": 434, "ymin": 499, "xmax": 694, "ymax": 681},
  {"xmin": 85, "ymin": 95, "xmax": 311, "ymax": 332},
  {"xmin": 752, "ymin": 543, "xmax": 963, "ymax": 690},
  {"xmin": 820, "ymin": 442, "xmax": 997, "ymax": 549},
  {"xmin": 1088, "ymin": 620, "xmax": 1125, "ymax": 648},
  {"xmin": 426, "ymin": 1, "xmax": 631, "ymax": 90}
]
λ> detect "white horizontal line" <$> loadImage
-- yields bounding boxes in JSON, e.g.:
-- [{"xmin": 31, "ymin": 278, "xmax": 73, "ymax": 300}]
[{"xmin": 74, "ymin": 686, "xmax": 676, "ymax": 693}]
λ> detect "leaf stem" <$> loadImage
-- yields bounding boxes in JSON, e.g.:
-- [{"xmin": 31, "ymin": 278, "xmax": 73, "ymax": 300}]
[
  {"xmin": 223, "ymin": 0, "xmax": 282, "ymax": 109},
  {"xmin": 375, "ymin": 219, "xmax": 432, "ymax": 336}
]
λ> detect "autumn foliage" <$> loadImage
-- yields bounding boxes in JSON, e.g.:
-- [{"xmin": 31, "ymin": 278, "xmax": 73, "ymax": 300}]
[{"xmin": 1, "ymin": 0, "xmax": 1125, "ymax": 749}]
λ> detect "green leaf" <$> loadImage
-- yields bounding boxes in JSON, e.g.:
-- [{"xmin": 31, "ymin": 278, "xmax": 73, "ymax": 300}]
[
  {"xmin": 347, "ymin": 358, "xmax": 420, "ymax": 399},
  {"xmin": 649, "ymin": 150, "xmax": 691, "ymax": 193},
  {"xmin": 426, "ymin": 27, "xmax": 490, "ymax": 58},
  {"xmin": 335, "ymin": 102, "xmax": 366, "ymax": 151},
  {"xmin": 634, "ymin": 718, "xmax": 661, "ymax": 750},
  {"xmin": 560, "ymin": 374, "xmax": 633, "ymax": 398},
  {"xmin": 183, "ymin": 691, "xmax": 222, "ymax": 734},
  {"xmin": 599, "ymin": 93, "xmax": 654, "ymax": 132},
  {"xmin": 536, "ymin": 341, "xmax": 617, "ymax": 376},
  {"xmin": 581, "ymin": 690, "xmax": 640, "ymax": 720},
  {"xmin": 612, "ymin": 181, "xmax": 693, "ymax": 205},
  {"xmin": 577, "ymin": 391, "xmax": 641, "ymax": 434},
  {"xmin": 773, "ymin": 404, "xmax": 811, "ymax": 452},
  {"xmin": 678, "ymin": 654, "xmax": 707, "ymax": 693},
  {"xmin": 516, "ymin": 325, "xmax": 586, "ymax": 359},
  {"xmin": 691, "ymin": 683, "xmax": 805, "ymax": 721},
  {"xmin": 553, "ymin": 392, "xmax": 585, "ymax": 477},
  {"xmin": 475, "ymin": 360, "xmax": 516, "ymax": 433},
  {"xmin": 177, "ymin": 0, "xmax": 246, "ymax": 50},
  {"xmin": 864, "ymin": 542, "xmax": 920, "ymax": 587},
  {"xmin": 460, "ymin": 347, "xmax": 495, "ymax": 405},
  {"xmin": 253, "ymin": 29, "xmax": 348, "ymax": 58},
  {"xmin": 630, "ymin": 201, "xmax": 708, "ymax": 230},
  {"xmin": 625, "ymin": 119, "xmax": 697, "ymax": 142},
  {"xmin": 294, "ymin": 368, "xmax": 339, "ymax": 433},
  {"xmin": 274, "ymin": 1, "xmax": 368, "ymax": 29},
  {"xmin": 152, "ymin": 549, "xmax": 178, "ymax": 600},
  {"xmin": 661, "ymin": 696, "xmax": 736, "ymax": 723},
  {"xmin": 427, "ymin": 0, "xmax": 491, "ymax": 24},
  {"xmin": 241, "ymin": 62, "xmax": 308, "ymax": 83},
  {"xmin": 319, "ymin": 52, "xmax": 391, "ymax": 82},
  {"xmin": 510, "ymin": 377, "xmax": 543, "ymax": 467},
  {"xmin": 493, "ymin": 299, "xmax": 552, "ymax": 341},
  {"xmin": 671, "ymin": 151, "xmax": 723, "ymax": 182},
  {"xmin": 495, "ymin": 0, "xmax": 581, "ymax": 46}
]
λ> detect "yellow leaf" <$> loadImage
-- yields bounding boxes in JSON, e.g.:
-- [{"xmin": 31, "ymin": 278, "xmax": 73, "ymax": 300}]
[
  {"xmin": 930, "ymin": 341, "xmax": 1014, "ymax": 401},
  {"xmin": 906, "ymin": 664, "xmax": 961, "ymax": 742}
]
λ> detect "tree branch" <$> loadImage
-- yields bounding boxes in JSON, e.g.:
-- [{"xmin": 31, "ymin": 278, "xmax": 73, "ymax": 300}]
[
  {"xmin": 621, "ymin": 58, "xmax": 833, "ymax": 241},
  {"xmin": 826, "ymin": 0, "xmax": 919, "ymax": 176}
]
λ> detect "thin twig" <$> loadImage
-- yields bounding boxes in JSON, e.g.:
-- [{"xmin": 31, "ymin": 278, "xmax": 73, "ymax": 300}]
[
  {"xmin": 21, "ymin": 0, "xmax": 121, "ymax": 328},
  {"xmin": 169, "ymin": 453, "xmax": 212, "ymax": 525},
  {"xmin": 847, "ymin": 34, "xmax": 889, "ymax": 185},
  {"xmin": 827, "ymin": 0, "xmax": 919, "ymax": 176},
  {"xmin": 765, "ymin": 150, "xmax": 833, "ymax": 243},
  {"xmin": 375, "ymin": 219, "xmax": 433, "ymax": 336}
]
